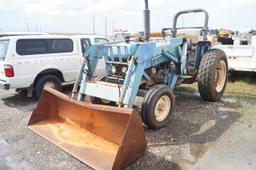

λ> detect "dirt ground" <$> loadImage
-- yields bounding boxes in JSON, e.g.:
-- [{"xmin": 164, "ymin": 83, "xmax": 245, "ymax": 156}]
[{"xmin": 0, "ymin": 79, "xmax": 256, "ymax": 170}]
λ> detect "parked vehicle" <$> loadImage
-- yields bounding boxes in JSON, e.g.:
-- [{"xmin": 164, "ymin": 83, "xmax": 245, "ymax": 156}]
[
  {"xmin": 215, "ymin": 29, "xmax": 256, "ymax": 72},
  {"xmin": 113, "ymin": 31, "xmax": 133, "ymax": 41},
  {"xmin": 0, "ymin": 32, "xmax": 48, "ymax": 38},
  {"xmin": 0, "ymin": 34, "xmax": 109, "ymax": 98}
]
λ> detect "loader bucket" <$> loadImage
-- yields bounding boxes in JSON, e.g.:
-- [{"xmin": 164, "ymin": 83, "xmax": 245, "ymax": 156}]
[{"xmin": 28, "ymin": 88, "xmax": 147, "ymax": 170}]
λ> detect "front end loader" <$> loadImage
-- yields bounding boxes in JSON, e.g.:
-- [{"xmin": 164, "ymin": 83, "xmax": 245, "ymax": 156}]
[{"xmin": 28, "ymin": 0, "xmax": 228, "ymax": 169}]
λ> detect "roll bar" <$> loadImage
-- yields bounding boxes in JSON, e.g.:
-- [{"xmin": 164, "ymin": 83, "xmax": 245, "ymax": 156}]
[{"xmin": 172, "ymin": 9, "xmax": 209, "ymax": 40}]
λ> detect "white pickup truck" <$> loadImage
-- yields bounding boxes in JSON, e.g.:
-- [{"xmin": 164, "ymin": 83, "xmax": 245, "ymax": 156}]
[
  {"xmin": 0, "ymin": 34, "xmax": 109, "ymax": 98},
  {"xmin": 214, "ymin": 30, "xmax": 256, "ymax": 72}
]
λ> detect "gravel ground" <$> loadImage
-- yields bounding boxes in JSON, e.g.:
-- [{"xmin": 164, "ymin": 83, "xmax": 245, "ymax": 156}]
[{"xmin": 0, "ymin": 84, "xmax": 256, "ymax": 170}]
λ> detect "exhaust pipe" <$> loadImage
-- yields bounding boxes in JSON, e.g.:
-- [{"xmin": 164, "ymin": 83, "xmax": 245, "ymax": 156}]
[{"xmin": 144, "ymin": 0, "xmax": 150, "ymax": 41}]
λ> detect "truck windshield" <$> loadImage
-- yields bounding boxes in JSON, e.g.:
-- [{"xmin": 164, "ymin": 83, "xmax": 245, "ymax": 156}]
[
  {"xmin": 0, "ymin": 40, "xmax": 9, "ymax": 61},
  {"xmin": 113, "ymin": 33, "xmax": 132, "ymax": 41}
]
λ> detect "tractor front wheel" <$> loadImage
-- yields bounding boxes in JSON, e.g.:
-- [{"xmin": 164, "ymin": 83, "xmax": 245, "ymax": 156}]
[
  {"xmin": 198, "ymin": 49, "xmax": 228, "ymax": 101},
  {"xmin": 141, "ymin": 85, "xmax": 175, "ymax": 129},
  {"xmin": 91, "ymin": 97, "xmax": 116, "ymax": 106}
]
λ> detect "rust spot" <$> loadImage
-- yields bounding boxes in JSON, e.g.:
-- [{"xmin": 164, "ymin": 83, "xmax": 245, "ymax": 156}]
[{"xmin": 37, "ymin": 118, "xmax": 118, "ymax": 153}]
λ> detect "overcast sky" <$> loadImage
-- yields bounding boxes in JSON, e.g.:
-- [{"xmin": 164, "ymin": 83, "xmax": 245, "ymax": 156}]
[{"xmin": 0, "ymin": 0, "xmax": 255, "ymax": 35}]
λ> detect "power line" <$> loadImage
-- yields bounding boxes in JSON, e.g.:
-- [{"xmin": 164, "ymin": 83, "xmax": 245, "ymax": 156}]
[
  {"xmin": 27, "ymin": 23, "xmax": 30, "ymax": 32},
  {"xmin": 105, "ymin": 17, "xmax": 107, "ymax": 36},
  {"xmin": 92, "ymin": 15, "xmax": 96, "ymax": 34}
]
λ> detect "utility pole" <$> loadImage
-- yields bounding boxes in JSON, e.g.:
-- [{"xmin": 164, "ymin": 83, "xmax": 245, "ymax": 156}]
[
  {"xmin": 0, "ymin": 24, "xmax": 3, "ymax": 32},
  {"xmin": 27, "ymin": 23, "xmax": 30, "ymax": 32},
  {"xmin": 92, "ymin": 15, "xmax": 96, "ymax": 35},
  {"xmin": 112, "ymin": 20, "xmax": 115, "ymax": 36},
  {"xmin": 182, "ymin": 16, "xmax": 184, "ymax": 27},
  {"xmin": 105, "ymin": 17, "xmax": 107, "ymax": 36}
]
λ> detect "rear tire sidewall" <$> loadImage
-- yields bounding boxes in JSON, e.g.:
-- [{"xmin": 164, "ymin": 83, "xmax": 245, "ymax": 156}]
[
  {"xmin": 198, "ymin": 49, "xmax": 228, "ymax": 101},
  {"xmin": 35, "ymin": 75, "xmax": 62, "ymax": 99},
  {"xmin": 142, "ymin": 85, "xmax": 174, "ymax": 129},
  {"xmin": 210, "ymin": 56, "xmax": 228, "ymax": 100}
]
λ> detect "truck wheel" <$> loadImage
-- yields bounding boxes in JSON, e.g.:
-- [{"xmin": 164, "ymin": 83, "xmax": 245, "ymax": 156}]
[
  {"xmin": 198, "ymin": 49, "xmax": 228, "ymax": 101},
  {"xmin": 35, "ymin": 75, "xmax": 62, "ymax": 99},
  {"xmin": 141, "ymin": 85, "xmax": 175, "ymax": 129},
  {"xmin": 91, "ymin": 97, "xmax": 116, "ymax": 106}
]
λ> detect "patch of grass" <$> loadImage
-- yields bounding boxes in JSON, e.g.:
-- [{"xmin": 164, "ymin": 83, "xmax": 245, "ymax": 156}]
[
  {"xmin": 225, "ymin": 81, "xmax": 256, "ymax": 100},
  {"xmin": 175, "ymin": 78, "xmax": 256, "ymax": 121},
  {"xmin": 175, "ymin": 80, "xmax": 256, "ymax": 99}
]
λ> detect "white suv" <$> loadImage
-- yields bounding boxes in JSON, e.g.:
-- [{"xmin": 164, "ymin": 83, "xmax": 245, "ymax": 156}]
[{"xmin": 0, "ymin": 34, "xmax": 109, "ymax": 98}]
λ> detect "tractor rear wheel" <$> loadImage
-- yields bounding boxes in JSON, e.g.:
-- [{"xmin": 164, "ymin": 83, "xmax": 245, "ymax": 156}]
[
  {"xmin": 198, "ymin": 49, "xmax": 228, "ymax": 101},
  {"xmin": 141, "ymin": 85, "xmax": 175, "ymax": 129}
]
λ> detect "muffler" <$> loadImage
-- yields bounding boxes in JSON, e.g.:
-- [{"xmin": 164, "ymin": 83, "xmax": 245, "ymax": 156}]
[{"xmin": 28, "ymin": 88, "xmax": 147, "ymax": 170}]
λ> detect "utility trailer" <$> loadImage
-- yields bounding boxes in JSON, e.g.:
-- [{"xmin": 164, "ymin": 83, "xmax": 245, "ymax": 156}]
[{"xmin": 215, "ymin": 29, "xmax": 256, "ymax": 72}]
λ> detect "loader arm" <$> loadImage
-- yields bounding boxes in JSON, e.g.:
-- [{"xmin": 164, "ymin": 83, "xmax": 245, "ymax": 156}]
[{"xmin": 75, "ymin": 37, "xmax": 186, "ymax": 107}]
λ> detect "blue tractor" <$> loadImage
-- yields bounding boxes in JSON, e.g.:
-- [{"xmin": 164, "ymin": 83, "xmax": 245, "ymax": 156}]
[
  {"xmin": 28, "ymin": 1, "xmax": 228, "ymax": 169},
  {"xmin": 71, "ymin": 3, "xmax": 228, "ymax": 129}
]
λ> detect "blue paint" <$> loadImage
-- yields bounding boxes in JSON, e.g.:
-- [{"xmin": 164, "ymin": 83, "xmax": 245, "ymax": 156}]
[{"xmin": 75, "ymin": 37, "xmax": 209, "ymax": 107}]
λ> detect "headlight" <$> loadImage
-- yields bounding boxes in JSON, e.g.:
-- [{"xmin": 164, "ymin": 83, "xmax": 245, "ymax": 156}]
[
  {"xmin": 111, "ymin": 66, "xmax": 116, "ymax": 74},
  {"xmin": 122, "ymin": 66, "xmax": 127, "ymax": 73}
]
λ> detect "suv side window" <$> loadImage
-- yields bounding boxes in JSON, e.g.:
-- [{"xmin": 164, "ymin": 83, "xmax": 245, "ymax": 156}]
[
  {"xmin": 16, "ymin": 39, "xmax": 73, "ymax": 55},
  {"xmin": 16, "ymin": 39, "xmax": 47, "ymax": 55},
  {"xmin": 94, "ymin": 38, "xmax": 109, "ymax": 44},
  {"xmin": 48, "ymin": 39, "xmax": 73, "ymax": 53},
  {"xmin": 81, "ymin": 38, "xmax": 91, "ymax": 53}
]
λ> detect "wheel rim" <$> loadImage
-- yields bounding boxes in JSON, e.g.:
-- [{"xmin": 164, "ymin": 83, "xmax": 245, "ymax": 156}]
[
  {"xmin": 44, "ymin": 81, "xmax": 56, "ymax": 89},
  {"xmin": 101, "ymin": 99, "xmax": 112, "ymax": 104},
  {"xmin": 154, "ymin": 95, "xmax": 171, "ymax": 122},
  {"xmin": 214, "ymin": 60, "xmax": 227, "ymax": 92}
]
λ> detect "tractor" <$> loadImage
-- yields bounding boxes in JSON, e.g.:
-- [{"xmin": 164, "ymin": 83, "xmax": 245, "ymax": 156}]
[{"xmin": 28, "ymin": 1, "xmax": 228, "ymax": 169}]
